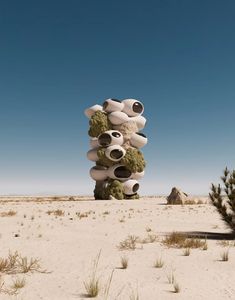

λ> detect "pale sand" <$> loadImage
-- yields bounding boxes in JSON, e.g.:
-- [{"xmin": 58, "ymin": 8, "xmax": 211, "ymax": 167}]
[{"xmin": 0, "ymin": 197, "xmax": 234, "ymax": 299}]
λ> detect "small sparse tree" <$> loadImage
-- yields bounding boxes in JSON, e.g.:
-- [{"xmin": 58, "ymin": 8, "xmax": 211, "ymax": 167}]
[{"xmin": 209, "ymin": 167, "xmax": 235, "ymax": 231}]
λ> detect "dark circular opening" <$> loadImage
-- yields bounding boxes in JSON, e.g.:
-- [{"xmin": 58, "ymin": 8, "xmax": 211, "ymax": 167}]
[
  {"xmin": 110, "ymin": 98, "xmax": 121, "ymax": 103},
  {"xmin": 98, "ymin": 133, "xmax": 111, "ymax": 147},
  {"xmin": 111, "ymin": 131, "xmax": 121, "ymax": 138},
  {"xmin": 110, "ymin": 149, "xmax": 124, "ymax": 159},
  {"xmin": 136, "ymin": 132, "xmax": 146, "ymax": 138},
  {"xmin": 102, "ymin": 101, "xmax": 108, "ymax": 109},
  {"xmin": 103, "ymin": 99, "xmax": 120, "ymax": 109},
  {"xmin": 132, "ymin": 102, "xmax": 143, "ymax": 113},
  {"xmin": 132, "ymin": 183, "xmax": 139, "ymax": 193},
  {"xmin": 114, "ymin": 166, "xmax": 132, "ymax": 178}
]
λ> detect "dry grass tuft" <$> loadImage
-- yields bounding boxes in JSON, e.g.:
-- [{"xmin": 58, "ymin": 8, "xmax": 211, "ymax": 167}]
[
  {"xmin": 162, "ymin": 232, "xmax": 204, "ymax": 249},
  {"xmin": 0, "ymin": 251, "xmax": 47, "ymax": 274},
  {"xmin": 76, "ymin": 212, "xmax": 89, "ymax": 219},
  {"xmin": 141, "ymin": 234, "xmax": 157, "ymax": 244},
  {"xmin": 153, "ymin": 256, "xmax": 164, "ymax": 268},
  {"xmin": 129, "ymin": 288, "xmax": 140, "ymax": 300},
  {"xmin": 184, "ymin": 199, "xmax": 205, "ymax": 205},
  {"xmin": 184, "ymin": 238, "xmax": 204, "ymax": 249},
  {"xmin": 84, "ymin": 250, "xmax": 101, "ymax": 298},
  {"xmin": 84, "ymin": 277, "xmax": 100, "ymax": 297},
  {"xmin": 47, "ymin": 209, "xmax": 64, "ymax": 217},
  {"xmin": 1, "ymin": 210, "xmax": 17, "ymax": 217},
  {"xmin": 118, "ymin": 233, "xmax": 158, "ymax": 250},
  {"xmin": 0, "ymin": 252, "xmax": 19, "ymax": 274},
  {"xmin": 218, "ymin": 240, "xmax": 230, "ymax": 247},
  {"xmin": 103, "ymin": 269, "xmax": 114, "ymax": 300},
  {"xmin": 217, "ymin": 240, "xmax": 235, "ymax": 247},
  {"xmin": 129, "ymin": 293, "xmax": 139, "ymax": 300},
  {"xmin": 202, "ymin": 239, "xmax": 208, "ymax": 250},
  {"xmin": 183, "ymin": 248, "xmax": 191, "ymax": 256},
  {"xmin": 184, "ymin": 200, "xmax": 197, "ymax": 205},
  {"xmin": 173, "ymin": 281, "xmax": 181, "ymax": 293},
  {"xmin": 118, "ymin": 235, "xmax": 139, "ymax": 250},
  {"xmin": 11, "ymin": 277, "xmax": 26, "ymax": 290},
  {"xmin": 197, "ymin": 199, "xmax": 204, "ymax": 204},
  {"xmin": 120, "ymin": 256, "xmax": 129, "ymax": 269},
  {"xmin": 0, "ymin": 279, "xmax": 18, "ymax": 296},
  {"xmin": 220, "ymin": 249, "xmax": 229, "ymax": 261},
  {"xmin": 18, "ymin": 256, "xmax": 43, "ymax": 273},
  {"xmin": 163, "ymin": 232, "xmax": 185, "ymax": 247},
  {"xmin": 166, "ymin": 268, "xmax": 176, "ymax": 284}
]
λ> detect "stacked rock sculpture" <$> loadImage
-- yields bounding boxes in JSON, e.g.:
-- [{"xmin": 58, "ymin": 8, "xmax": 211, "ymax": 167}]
[{"xmin": 84, "ymin": 99, "xmax": 147, "ymax": 200}]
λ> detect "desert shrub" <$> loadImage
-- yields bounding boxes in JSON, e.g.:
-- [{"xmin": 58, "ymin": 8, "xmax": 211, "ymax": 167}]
[
  {"xmin": 0, "ymin": 251, "xmax": 46, "ymax": 274},
  {"xmin": 108, "ymin": 180, "xmax": 124, "ymax": 199},
  {"xmin": 88, "ymin": 111, "xmax": 112, "ymax": 137},
  {"xmin": 183, "ymin": 248, "xmax": 191, "ymax": 256},
  {"xmin": 120, "ymin": 256, "xmax": 129, "ymax": 269},
  {"xmin": 166, "ymin": 269, "xmax": 175, "ymax": 284},
  {"xmin": 1, "ymin": 210, "xmax": 17, "ymax": 217},
  {"xmin": 95, "ymin": 180, "xmax": 124, "ymax": 200},
  {"xmin": 153, "ymin": 256, "xmax": 164, "ymax": 268},
  {"xmin": 11, "ymin": 277, "xmax": 26, "ymax": 290},
  {"xmin": 84, "ymin": 251, "xmax": 101, "ymax": 297},
  {"xmin": 202, "ymin": 239, "xmax": 208, "ymax": 250},
  {"xmin": 118, "ymin": 235, "xmax": 139, "ymax": 250},
  {"xmin": 162, "ymin": 232, "xmax": 204, "ymax": 248},
  {"xmin": 47, "ymin": 210, "xmax": 64, "ymax": 216},
  {"xmin": 173, "ymin": 281, "xmax": 181, "ymax": 293},
  {"xmin": 209, "ymin": 167, "xmax": 235, "ymax": 231},
  {"xmin": 141, "ymin": 234, "xmax": 157, "ymax": 244},
  {"xmin": 0, "ymin": 280, "xmax": 18, "ymax": 296},
  {"xmin": 220, "ymin": 249, "xmax": 229, "ymax": 261},
  {"xmin": 96, "ymin": 148, "xmax": 116, "ymax": 167},
  {"xmin": 217, "ymin": 240, "xmax": 235, "ymax": 247}
]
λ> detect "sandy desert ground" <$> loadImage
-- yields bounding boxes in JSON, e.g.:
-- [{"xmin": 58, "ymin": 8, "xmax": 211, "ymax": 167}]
[{"xmin": 0, "ymin": 196, "xmax": 234, "ymax": 300}]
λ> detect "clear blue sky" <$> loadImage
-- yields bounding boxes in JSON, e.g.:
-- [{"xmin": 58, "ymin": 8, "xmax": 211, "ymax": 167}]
[{"xmin": 0, "ymin": 0, "xmax": 234, "ymax": 195}]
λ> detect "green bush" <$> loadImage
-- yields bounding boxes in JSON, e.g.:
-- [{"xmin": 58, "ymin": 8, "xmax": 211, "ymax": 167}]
[
  {"xmin": 88, "ymin": 111, "xmax": 112, "ymax": 137},
  {"xmin": 121, "ymin": 148, "xmax": 146, "ymax": 173},
  {"xmin": 94, "ymin": 181, "xmax": 107, "ymax": 200},
  {"xmin": 96, "ymin": 148, "xmax": 116, "ymax": 167},
  {"xmin": 93, "ymin": 180, "xmax": 124, "ymax": 200},
  {"xmin": 209, "ymin": 167, "xmax": 235, "ymax": 231},
  {"xmin": 106, "ymin": 180, "xmax": 124, "ymax": 200}
]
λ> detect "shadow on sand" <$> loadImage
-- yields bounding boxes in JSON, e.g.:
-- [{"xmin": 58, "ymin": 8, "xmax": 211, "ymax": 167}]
[{"xmin": 181, "ymin": 231, "xmax": 235, "ymax": 241}]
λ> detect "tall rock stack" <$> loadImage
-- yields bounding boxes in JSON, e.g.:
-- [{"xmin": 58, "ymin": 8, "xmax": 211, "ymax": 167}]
[{"xmin": 84, "ymin": 99, "xmax": 148, "ymax": 200}]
